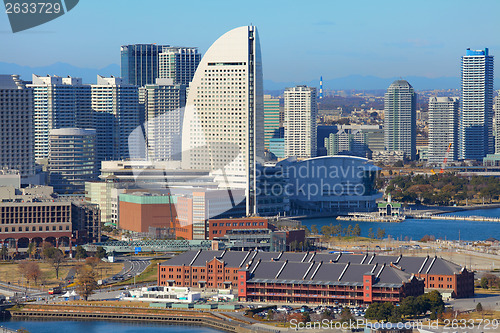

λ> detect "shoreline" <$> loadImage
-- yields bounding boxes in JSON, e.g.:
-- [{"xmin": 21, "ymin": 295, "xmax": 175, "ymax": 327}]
[{"xmin": 4, "ymin": 304, "xmax": 272, "ymax": 333}]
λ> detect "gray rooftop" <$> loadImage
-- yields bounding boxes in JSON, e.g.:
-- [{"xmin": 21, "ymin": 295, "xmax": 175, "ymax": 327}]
[{"xmin": 160, "ymin": 250, "xmax": 464, "ymax": 279}]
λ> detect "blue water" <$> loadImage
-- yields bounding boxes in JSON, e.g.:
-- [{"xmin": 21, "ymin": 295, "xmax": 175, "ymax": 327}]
[
  {"xmin": 301, "ymin": 207, "xmax": 500, "ymax": 241},
  {"xmin": 0, "ymin": 319, "xmax": 221, "ymax": 333}
]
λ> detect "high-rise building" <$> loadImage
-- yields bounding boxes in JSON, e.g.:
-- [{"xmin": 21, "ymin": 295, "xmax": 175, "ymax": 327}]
[
  {"xmin": 324, "ymin": 128, "xmax": 367, "ymax": 157},
  {"xmin": 182, "ymin": 26, "xmax": 264, "ymax": 216},
  {"xmin": 384, "ymin": 80, "xmax": 417, "ymax": 160},
  {"xmin": 460, "ymin": 48, "xmax": 494, "ymax": 160},
  {"xmin": 263, "ymin": 95, "xmax": 280, "ymax": 150},
  {"xmin": 91, "ymin": 75, "xmax": 140, "ymax": 162},
  {"xmin": 428, "ymin": 97, "xmax": 459, "ymax": 165},
  {"xmin": 48, "ymin": 128, "xmax": 97, "ymax": 194},
  {"xmin": 284, "ymin": 86, "xmax": 317, "ymax": 159},
  {"xmin": 158, "ymin": 47, "xmax": 201, "ymax": 86},
  {"xmin": 121, "ymin": 44, "xmax": 169, "ymax": 86},
  {"xmin": 144, "ymin": 78, "xmax": 186, "ymax": 161},
  {"xmin": 0, "ymin": 75, "xmax": 35, "ymax": 178},
  {"xmin": 495, "ymin": 94, "xmax": 500, "ymax": 154},
  {"xmin": 28, "ymin": 75, "xmax": 91, "ymax": 160}
]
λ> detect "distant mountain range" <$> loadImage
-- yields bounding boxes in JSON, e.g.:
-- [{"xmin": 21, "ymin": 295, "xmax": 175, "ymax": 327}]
[
  {"xmin": 0, "ymin": 62, "xmax": 120, "ymax": 84},
  {"xmin": 264, "ymin": 75, "xmax": 465, "ymax": 91},
  {"xmin": 1, "ymin": 62, "xmax": 498, "ymax": 90}
]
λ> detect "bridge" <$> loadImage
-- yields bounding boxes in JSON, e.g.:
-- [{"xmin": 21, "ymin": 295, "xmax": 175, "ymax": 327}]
[{"xmin": 83, "ymin": 239, "xmax": 221, "ymax": 253}]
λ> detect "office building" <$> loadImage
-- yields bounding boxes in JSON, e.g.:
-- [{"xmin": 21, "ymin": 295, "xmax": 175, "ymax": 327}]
[
  {"xmin": 428, "ymin": 97, "xmax": 459, "ymax": 165},
  {"xmin": 496, "ymin": 95, "xmax": 500, "ymax": 154},
  {"xmin": 121, "ymin": 44, "xmax": 169, "ymax": 86},
  {"xmin": 384, "ymin": 80, "xmax": 417, "ymax": 160},
  {"xmin": 143, "ymin": 78, "xmax": 186, "ymax": 161},
  {"xmin": 28, "ymin": 74, "xmax": 92, "ymax": 160},
  {"xmin": 284, "ymin": 86, "xmax": 317, "ymax": 159},
  {"xmin": 0, "ymin": 75, "xmax": 35, "ymax": 179},
  {"xmin": 158, "ymin": 47, "xmax": 201, "ymax": 85},
  {"xmin": 460, "ymin": 48, "xmax": 494, "ymax": 160},
  {"xmin": 48, "ymin": 128, "xmax": 97, "ymax": 194},
  {"xmin": 263, "ymin": 95, "xmax": 280, "ymax": 150},
  {"xmin": 91, "ymin": 75, "xmax": 140, "ymax": 161},
  {"xmin": 268, "ymin": 138, "xmax": 285, "ymax": 158},
  {"xmin": 181, "ymin": 26, "xmax": 264, "ymax": 216}
]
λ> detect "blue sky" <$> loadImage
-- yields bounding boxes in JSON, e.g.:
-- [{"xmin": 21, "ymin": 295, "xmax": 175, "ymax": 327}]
[{"xmin": 1, "ymin": 0, "xmax": 499, "ymax": 82}]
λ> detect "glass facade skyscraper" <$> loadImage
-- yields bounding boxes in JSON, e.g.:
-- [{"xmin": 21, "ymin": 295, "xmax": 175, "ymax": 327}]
[
  {"xmin": 263, "ymin": 95, "xmax": 280, "ymax": 150},
  {"xmin": 460, "ymin": 48, "xmax": 494, "ymax": 160},
  {"xmin": 158, "ymin": 47, "xmax": 201, "ymax": 86},
  {"xmin": 121, "ymin": 44, "xmax": 169, "ymax": 86}
]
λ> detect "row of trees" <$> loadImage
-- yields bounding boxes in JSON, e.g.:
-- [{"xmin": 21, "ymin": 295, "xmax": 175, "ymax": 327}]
[
  {"xmin": 480, "ymin": 274, "xmax": 500, "ymax": 289},
  {"xmin": 17, "ymin": 253, "xmax": 102, "ymax": 301},
  {"xmin": 385, "ymin": 173, "xmax": 500, "ymax": 206},
  {"xmin": 365, "ymin": 290, "xmax": 445, "ymax": 321}
]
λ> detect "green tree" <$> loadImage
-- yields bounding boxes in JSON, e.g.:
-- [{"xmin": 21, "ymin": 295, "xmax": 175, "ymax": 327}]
[
  {"xmin": 423, "ymin": 290, "xmax": 445, "ymax": 318},
  {"xmin": 400, "ymin": 296, "xmax": 418, "ymax": 318},
  {"xmin": 0, "ymin": 245, "xmax": 8, "ymax": 260},
  {"xmin": 311, "ymin": 225, "xmax": 319, "ymax": 235},
  {"xmin": 353, "ymin": 224, "xmax": 361, "ymax": 237},
  {"xmin": 480, "ymin": 277, "xmax": 489, "ymax": 289},
  {"xmin": 43, "ymin": 246, "xmax": 65, "ymax": 279},
  {"xmin": 75, "ymin": 245, "xmax": 88, "ymax": 259},
  {"xmin": 27, "ymin": 242, "xmax": 37, "ymax": 259},
  {"xmin": 95, "ymin": 246, "xmax": 107, "ymax": 259},
  {"xmin": 365, "ymin": 302, "xmax": 395, "ymax": 321}
]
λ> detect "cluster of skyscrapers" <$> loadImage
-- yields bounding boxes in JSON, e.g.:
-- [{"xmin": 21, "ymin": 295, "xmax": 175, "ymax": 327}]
[
  {"xmin": 3, "ymin": 26, "xmax": 493, "ymax": 235},
  {"xmin": 0, "ymin": 45, "xmax": 202, "ymax": 193},
  {"xmin": 383, "ymin": 48, "xmax": 495, "ymax": 164}
]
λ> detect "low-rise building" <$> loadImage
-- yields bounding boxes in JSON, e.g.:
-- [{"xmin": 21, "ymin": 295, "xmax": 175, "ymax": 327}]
[{"xmin": 158, "ymin": 251, "xmax": 473, "ymax": 302}]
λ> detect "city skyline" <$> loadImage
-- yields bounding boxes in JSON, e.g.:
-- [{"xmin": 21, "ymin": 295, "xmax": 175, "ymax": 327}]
[{"xmin": 1, "ymin": 0, "xmax": 500, "ymax": 85}]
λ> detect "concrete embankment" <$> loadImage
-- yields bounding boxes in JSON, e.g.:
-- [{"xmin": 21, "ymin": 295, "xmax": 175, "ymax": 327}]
[{"xmin": 8, "ymin": 304, "xmax": 279, "ymax": 333}]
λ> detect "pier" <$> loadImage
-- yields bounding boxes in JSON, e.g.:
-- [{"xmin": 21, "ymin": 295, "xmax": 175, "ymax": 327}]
[{"xmin": 412, "ymin": 215, "xmax": 500, "ymax": 222}]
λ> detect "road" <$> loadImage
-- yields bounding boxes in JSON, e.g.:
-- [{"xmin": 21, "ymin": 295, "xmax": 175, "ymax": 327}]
[
  {"xmin": 448, "ymin": 293, "xmax": 500, "ymax": 311},
  {"xmin": 104, "ymin": 256, "xmax": 151, "ymax": 284}
]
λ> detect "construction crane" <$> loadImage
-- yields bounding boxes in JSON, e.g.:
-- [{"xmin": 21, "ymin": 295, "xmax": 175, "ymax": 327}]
[{"xmin": 431, "ymin": 143, "xmax": 452, "ymax": 175}]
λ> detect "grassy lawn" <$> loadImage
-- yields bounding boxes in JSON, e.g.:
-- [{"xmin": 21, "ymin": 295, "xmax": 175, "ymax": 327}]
[
  {"xmin": 111, "ymin": 260, "xmax": 160, "ymax": 286},
  {"xmin": 0, "ymin": 260, "xmax": 123, "ymax": 289}
]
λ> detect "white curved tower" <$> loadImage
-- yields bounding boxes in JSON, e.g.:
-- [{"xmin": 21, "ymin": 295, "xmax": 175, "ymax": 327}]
[{"xmin": 182, "ymin": 26, "xmax": 264, "ymax": 216}]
